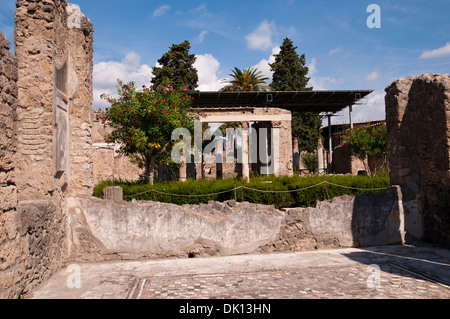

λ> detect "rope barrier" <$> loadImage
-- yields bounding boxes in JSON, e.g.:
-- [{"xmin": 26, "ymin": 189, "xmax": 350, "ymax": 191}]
[
  {"xmin": 123, "ymin": 181, "xmax": 389, "ymax": 199},
  {"xmin": 124, "ymin": 187, "xmax": 238, "ymax": 198},
  {"xmin": 325, "ymin": 181, "xmax": 389, "ymax": 191},
  {"xmin": 242, "ymin": 182, "xmax": 327, "ymax": 194}
]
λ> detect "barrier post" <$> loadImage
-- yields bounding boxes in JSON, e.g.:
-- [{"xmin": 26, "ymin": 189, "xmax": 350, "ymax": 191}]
[{"xmin": 324, "ymin": 181, "xmax": 330, "ymax": 200}]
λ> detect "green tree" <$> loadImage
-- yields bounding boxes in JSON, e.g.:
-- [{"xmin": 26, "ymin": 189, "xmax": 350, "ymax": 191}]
[
  {"xmin": 270, "ymin": 38, "xmax": 311, "ymax": 91},
  {"xmin": 301, "ymin": 152, "xmax": 318, "ymax": 172},
  {"xmin": 152, "ymin": 40, "xmax": 199, "ymax": 91},
  {"xmin": 291, "ymin": 113, "xmax": 323, "ymax": 153},
  {"xmin": 219, "ymin": 67, "xmax": 269, "ymax": 138},
  {"xmin": 221, "ymin": 67, "xmax": 269, "ymax": 92},
  {"xmin": 99, "ymin": 81, "xmax": 198, "ymax": 185},
  {"xmin": 269, "ymin": 38, "xmax": 322, "ymax": 153},
  {"xmin": 343, "ymin": 123, "xmax": 387, "ymax": 176}
]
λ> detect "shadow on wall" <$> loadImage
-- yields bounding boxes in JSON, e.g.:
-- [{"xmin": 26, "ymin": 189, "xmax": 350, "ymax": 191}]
[
  {"xmin": 405, "ymin": 79, "xmax": 449, "ymax": 248},
  {"xmin": 351, "ymin": 187, "xmax": 404, "ymax": 248},
  {"xmin": 385, "ymin": 74, "xmax": 450, "ymax": 248}
]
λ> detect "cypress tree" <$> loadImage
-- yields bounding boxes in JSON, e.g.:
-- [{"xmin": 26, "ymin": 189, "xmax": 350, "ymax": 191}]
[
  {"xmin": 270, "ymin": 38, "xmax": 311, "ymax": 92},
  {"xmin": 269, "ymin": 38, "xmax": 322, "ymax": 153},
  {"xmin": 152, "ymin": 40, "xmax": 199, "ymax": 91}
]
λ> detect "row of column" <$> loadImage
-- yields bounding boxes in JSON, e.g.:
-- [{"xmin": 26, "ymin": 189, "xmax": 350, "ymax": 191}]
[
  {"xmin": 179, "ymin": 110, "xmax": 353, "ymax": 180},
  {"xmin": 179, "ymin": 121, "xmax": 282, "ymax": 182}
]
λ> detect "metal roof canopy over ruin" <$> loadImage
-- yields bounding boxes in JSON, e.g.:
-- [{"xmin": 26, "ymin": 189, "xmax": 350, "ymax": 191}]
[{"xmin": 189, "ymin": 90, "xmax": 374, "ymax": 114}]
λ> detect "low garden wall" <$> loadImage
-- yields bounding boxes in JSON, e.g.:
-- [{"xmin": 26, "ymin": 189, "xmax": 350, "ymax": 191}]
[{"xmin": 67, "ymin": 186, "xmax": 406, "ymax": 262}]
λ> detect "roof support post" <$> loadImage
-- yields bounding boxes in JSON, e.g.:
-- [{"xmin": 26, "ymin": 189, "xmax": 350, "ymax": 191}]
[
  {"xmin": 349, "ymin": 105, "xmax": 354, "ymax": 129},
  {"xmin": 327, "ymin": 114, "xmax": 333, "ymax": 174},
  {"xmin": 241, "ymin": 122, "xmax": 250, "ymax": 182}
]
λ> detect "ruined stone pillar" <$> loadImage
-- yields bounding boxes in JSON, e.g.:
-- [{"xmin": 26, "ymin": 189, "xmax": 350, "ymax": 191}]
[
  {"xmin": 179, "ymin": 157, "xmax": 187, "ymax": 182},
  {"xmin": 385, "ymin": 73, "xmax": 450, "ymax": 247},
  {"xmin": 14, "ymin": 1, "xmax": 94, "ymax": 199},
  {"xmin": 241, "ymin": 122, "xmax": 250, "ymax": 182},
  {"xmin": 6, "ymin": 0, "xmax": 94, "ymax": 299},
  {"xmin": 272, "ymin": 119, "xmax": 293, "ymax": 177}
]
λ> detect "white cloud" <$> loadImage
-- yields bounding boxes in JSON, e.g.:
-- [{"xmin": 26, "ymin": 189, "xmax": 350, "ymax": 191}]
[
  {"xmin": 328, "ymin": 47, "xmax": 342, "ymax": 55},
  {"xmin": 307, "ymin": 58, "xmax": 339, "ymax": 90},
  {"xmin": 419, "ymin": 42, "xmax": 450, "ymax": 59},
  {"xmin": 246, "ymin": 20, "xmax": 277, "ymax": 51},
  {"xmin": 332, "ymin": 90, "xmax": 386, "ymax": 126},
  {"xmin": 152, "ymin": 5, "xmax": 171, "ymax": 17},
  {"xmin": 194, "ymin": 54, "xmax": 225, "ymax": 91},
  {"xmin": 194, "ymin": 30, "xmax": 209, "ymax": 44},
  {"xmin": 93, "ymin": 52, "xmax": 153, "ymax": 109},
  {"xmin": 353, "ymin": 90, "xmax": 386, "ymax": 122},
  {"xmin": 310, "ymin": 76, "xmax": 338, "ymax": 90},
  {"xmin": 251, "ymin": 46, "xmax": 281, "ymax": 84},
  {"xmin": 308, "ymin": 57, "xmax": 317, "ymax": 76},
  {"xmin": 364, "ymin": 68, "xmax": 380, "ymax": 82}
]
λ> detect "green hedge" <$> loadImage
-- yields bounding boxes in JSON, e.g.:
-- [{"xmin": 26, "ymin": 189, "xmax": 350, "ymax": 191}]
[{"xmin": 93, "ymin": 172, "xmax": 391, "ymax": 209}]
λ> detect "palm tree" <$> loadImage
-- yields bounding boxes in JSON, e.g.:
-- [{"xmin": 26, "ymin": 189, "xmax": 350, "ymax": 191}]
[
  {"xmin": 221, "ymin": 67, "xmax": 269, "ymax": 92},
  {"xmin": 218, "ymin": 67, "xmax": 269, "ymax": 155}
]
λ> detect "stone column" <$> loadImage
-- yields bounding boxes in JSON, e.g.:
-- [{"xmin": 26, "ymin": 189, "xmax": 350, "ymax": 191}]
[
  {"xmin": 271, "ymin": 124, "xmax": 281, "ymax": 176},
  {"xmin": 327, "ymin": 115, "xmax": 333, "ymax": 173},
  {"xmin": 258, "ymin": 122, "xmax": 271, "ymax": 175},
  {"xmin": 216, "ymin": 138, "xmax": 223, "ymax": 179},
  {"xmin": 179, "ymin": 157, "xmax": 187, "ymax": 182},
  {"xmin": 317, "ymin": 138, "xmax": 325, "ymax": 175},
  {"xmin": 241, "ymin": 122, "xmax": 250, "ymax": 182},
  {"xmin": 293, "ymin": 138, "xmax": 300, "ymax": 171}
]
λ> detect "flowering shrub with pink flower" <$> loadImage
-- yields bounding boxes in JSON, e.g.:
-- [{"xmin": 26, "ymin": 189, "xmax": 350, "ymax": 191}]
[{"xmin": 98, "ymin": 80, "xmax": 198, "ymax": 184}]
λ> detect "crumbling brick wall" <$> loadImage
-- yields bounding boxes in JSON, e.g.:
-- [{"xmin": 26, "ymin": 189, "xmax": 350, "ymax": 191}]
[
  {"xmin": 385, "ymin": 73, "xmax": 450, "ymax": 247},
  {"xmin": 0, "ymin": 1, "xmax": 94, "ymax": 298}
]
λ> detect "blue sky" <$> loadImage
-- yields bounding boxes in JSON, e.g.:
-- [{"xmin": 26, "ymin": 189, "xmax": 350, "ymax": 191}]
[{"xmin": 1, "ymin": 0, "xmax": 449, "ymax": 124}]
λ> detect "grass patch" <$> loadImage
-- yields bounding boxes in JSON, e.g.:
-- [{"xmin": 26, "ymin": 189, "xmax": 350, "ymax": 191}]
[{"xmin": 93, "ymin": 172, "xmax": 391, "ymax": 209}]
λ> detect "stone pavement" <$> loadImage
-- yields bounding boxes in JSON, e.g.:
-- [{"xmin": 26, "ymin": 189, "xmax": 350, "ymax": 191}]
[{"xmin": 28, "ymin": 245, "xmax": 450, "ymax": 300}]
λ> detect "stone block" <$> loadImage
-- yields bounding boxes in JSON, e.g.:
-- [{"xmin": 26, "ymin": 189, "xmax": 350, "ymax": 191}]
[{"xmin": 103, "ymin": 186, "xmax": 123, "ymax": 202}]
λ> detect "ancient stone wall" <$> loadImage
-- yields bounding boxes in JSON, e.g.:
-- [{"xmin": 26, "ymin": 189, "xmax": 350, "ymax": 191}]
[
  {"xmin": 67, "ymin": 187, "xmax": 404, "ymax": 262},
  {"xmin": 91, "ymin": 112, "xmax": 143, "ymax": 184},
  {"xmin": 385, "ymin": 73, "xmax": 450, "ymax": 247},
  {"xmin": 0, "ymin": 1, "xmax": 94, "ymax": 299},
  {"xmin": 0, "ymin": 32, "xmax": 17, "ymax": 213},
  {"xmin": 14, "ymin": 0, "xmax": 93, "ymax": 199},
  {"xmin": 0, "ymin": 31, "xmax": 19, "ymax": 298}
]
